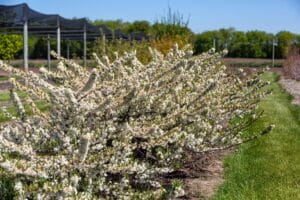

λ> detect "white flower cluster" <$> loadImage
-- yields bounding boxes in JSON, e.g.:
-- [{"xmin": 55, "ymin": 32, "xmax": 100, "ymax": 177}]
[{"xmin": 0, "ymin": 45, "xmax": 271, "ymax": 199}]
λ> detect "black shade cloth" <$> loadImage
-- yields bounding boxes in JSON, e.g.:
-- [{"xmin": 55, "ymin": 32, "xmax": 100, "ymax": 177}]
[{"xmin": 0, "ymin": 3, "xmax": 148, "ymax": 41}]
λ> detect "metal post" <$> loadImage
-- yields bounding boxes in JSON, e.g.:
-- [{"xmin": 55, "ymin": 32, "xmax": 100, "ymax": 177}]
[
  {"xmin": 213, "ymin": 38, "xmax": 216, "ymax": 50},
  {"xmin": 23, "ymin": 20, "xmax": 28, "ymax": 73},
  {"xmin": 57, "ymin": 18, "xmax": 61, "ymax": 57},
  {"xmin": 67, "ymin": 41, "xmax": 70, "ymax": 60},
  {"xmin": 83, "ymin": 23, "xmax": 87, "ymax": 67},
  {"xmin": 47, "ymin": 34, "xmax": 51, "ymax": 70},
  {"xmin": 272, "ymin": 39, "xmax": 275, "ymax": 67}
]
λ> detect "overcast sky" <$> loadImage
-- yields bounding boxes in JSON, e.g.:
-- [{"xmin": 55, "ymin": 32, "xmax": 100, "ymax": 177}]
[{"xmin": 1, "ymin": 0, "xmax": 300, "ymax": 34}]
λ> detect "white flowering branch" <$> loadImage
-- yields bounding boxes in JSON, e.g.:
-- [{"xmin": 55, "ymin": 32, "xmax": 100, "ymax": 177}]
[{"xmin": 0, "ymin": 44, "xmax": 272, "ymax": 199}]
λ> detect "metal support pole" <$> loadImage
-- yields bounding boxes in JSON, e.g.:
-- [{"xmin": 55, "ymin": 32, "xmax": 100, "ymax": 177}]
[
  {"xmin": 57, "ymin": 24, "xmax": 61, "ymax": 57},
  {"xmin": 83, "ymin": 24, "xmax": 87, "ymax": 67},
  {"xmin": 272, "ymin": 39, "xmax": 275, "ymax": 67},
  {"xmin": 67, "ymin": 41, "xmax": 70, "ymax": 60},
  {"xmin": 47, "ymin": 34, "xmax": 51, "ymax": 71},
  {"xmin": 213, "ymin": 38, "xmax": 216, "ymax": 50},
  {"xmin": 23, "ymin": 20, "xmax": 28, "ymax": 73}
]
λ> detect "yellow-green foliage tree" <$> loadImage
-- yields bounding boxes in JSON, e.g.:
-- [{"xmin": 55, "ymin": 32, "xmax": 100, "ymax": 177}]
[
  {"xmin": 0, "ymin": 34, "xmax": 23, "ymax": 60},
  {"xmin": 276, "ymin": 31, "xmax": 297, "ymax": 58},
  {"xmin": 150, "ymin": 7, "xmax": 193, "ymax": 54}
]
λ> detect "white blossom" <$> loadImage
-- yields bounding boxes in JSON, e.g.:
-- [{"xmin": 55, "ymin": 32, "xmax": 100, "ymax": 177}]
[{"xmin": 0, "ymin": 44, "xmax": 271, "ymax": 199}]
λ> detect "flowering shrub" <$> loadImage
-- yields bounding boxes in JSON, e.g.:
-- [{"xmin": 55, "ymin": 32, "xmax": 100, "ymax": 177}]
[{"xmin": 0, "ymin": 45, "xmax": 272, "ymax": 199}]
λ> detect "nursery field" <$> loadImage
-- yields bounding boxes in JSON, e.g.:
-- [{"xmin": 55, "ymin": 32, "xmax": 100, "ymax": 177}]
[
  {"xmin": 0, "ymin": 49, "xmax": 299, "ymax": 199},
  {"xmin": 1, "ymin": 1, "xmax": 299, "ymax": 199},
  {"xmin": 0, "ymin": 71, "xmax": 299, "ymax": 199}
]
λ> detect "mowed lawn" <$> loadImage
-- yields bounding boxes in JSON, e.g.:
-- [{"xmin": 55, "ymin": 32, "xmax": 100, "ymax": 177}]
[{"xmin": 213, "ymin": 72, "xmax": 300, "ymax": 200}]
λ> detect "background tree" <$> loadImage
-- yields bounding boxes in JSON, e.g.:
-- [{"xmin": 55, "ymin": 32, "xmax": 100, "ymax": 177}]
[
  {"xmin": 0, "ymin": 34, "xmax": 22, "ymax": 60},
  {"xmin": 124, "ymin": 20, "xmax": 151, "ymax": 34},
  {"xmin": 245, "ymin": 31, "xmax": 270, "ymax": 58},
  {"xmin": 216, "ymin": 28, "xmax": 235, "ymax": 50},
  {"xmin": 193, "ymin": 31, "xmax": 216, "ymax": 53},
  {"xmin": 229, "ymin": 31, "xmax": 248, "ymax": 57},
  {"xmin": 92, "ymin": 19, "xmax": 130, "ymax": 31},
  {"xmin": 276, "ymin": 31, "xmax": 297, "ymax": 58},
  {"xmin": 194, "ymin": 29, "xmax": 277, "ymax": 58}
]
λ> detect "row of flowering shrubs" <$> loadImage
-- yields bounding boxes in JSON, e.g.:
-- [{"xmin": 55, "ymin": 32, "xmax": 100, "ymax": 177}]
[{"xmin": 0, "ymin": 45, "xmax": 272, "ymax": 199}]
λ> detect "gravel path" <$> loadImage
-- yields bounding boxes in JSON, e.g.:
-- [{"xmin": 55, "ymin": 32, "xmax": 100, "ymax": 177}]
[
  {"xmin": 272, "ymin": 68, "xmax": 300, "ymax": 106},
  {"xmin": 279, "ymin": 77, "xmax": 300, "ymax": 105}
]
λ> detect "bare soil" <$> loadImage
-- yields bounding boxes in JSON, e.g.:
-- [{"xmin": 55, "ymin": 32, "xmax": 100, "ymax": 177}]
[
  {"xmin": 0, "ymin": 68, "xmax": 40, "ymax": 91},
  {"xmin": 181, "ymin": 149, "xmax": 232, "ymax": 200},
  {"xmin": 0, "ymin": 82, "xmax": 11, "ymax": 91},
  {"xmin": 163, "ymin": 148, "xmax": 233, "ymax": 200},
  {"xmin": 223, "ymin": 57, "xmax": 284, "ymax": 63}
]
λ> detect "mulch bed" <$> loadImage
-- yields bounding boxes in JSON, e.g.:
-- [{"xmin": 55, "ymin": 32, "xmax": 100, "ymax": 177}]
[
  {"xmin": 162, "ymin": 148, "xmax": 233, "ymax": 200},
  {"xmin": 0, "ymin": 81, "xmax": 12, "ymax": 91}
]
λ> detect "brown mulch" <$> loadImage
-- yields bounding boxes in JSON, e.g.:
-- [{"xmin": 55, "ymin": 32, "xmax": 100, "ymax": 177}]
[
  {"xmin": 162, "ymin": 148, "xmax": 233, "ymax": 200},
  {"xmin": 0, "ymin": 67, "xmax": 41, "ymax": 91},
  {"xmin": 0, "ymin": 81, "xmax": 11, "ymax": 91},
  {"xmin": 181, "ymin": 149, "xmax": 232, "ymax": 200}
]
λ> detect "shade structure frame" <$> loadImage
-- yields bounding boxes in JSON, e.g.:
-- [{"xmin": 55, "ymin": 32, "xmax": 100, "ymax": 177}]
[{"xmin": 0, "ymin": 3, "xmax": 149, "ymax": 70}]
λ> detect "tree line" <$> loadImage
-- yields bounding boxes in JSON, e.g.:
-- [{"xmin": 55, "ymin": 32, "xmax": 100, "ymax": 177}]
[{"xmin": 193, "ymin": 28, "xmax": 300, "ymax": 58}]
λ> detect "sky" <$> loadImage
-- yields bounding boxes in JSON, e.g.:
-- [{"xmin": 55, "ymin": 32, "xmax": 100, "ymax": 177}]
[{"xmin": 1, "ymin": 0, "xmax": 300, "ymax": 34}]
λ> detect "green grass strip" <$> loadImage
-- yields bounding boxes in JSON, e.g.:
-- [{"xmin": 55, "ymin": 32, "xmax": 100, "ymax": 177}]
[
  {"xmin": 0, "ymin": 100, "xmax": 49, "ymax": 123},
  {"xmin": 0, "ymin": 91, "xmax": 28, "ymax": 102},
  {"xmin": 0, "ymin": 75, "xmax": 21, "ymax": 81}
]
